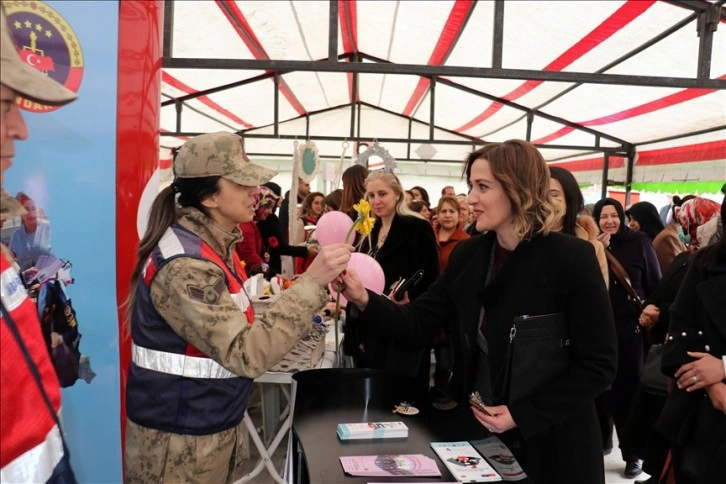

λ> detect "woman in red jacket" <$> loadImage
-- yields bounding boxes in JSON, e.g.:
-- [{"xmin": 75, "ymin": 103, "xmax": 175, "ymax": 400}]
[
  {"xmin": 235, "ymin": 186, "xmax": 278, "ymax": 276},
  {"xmin": 435, "ymin": 196, "xmax": 470, "ymax": 271}
]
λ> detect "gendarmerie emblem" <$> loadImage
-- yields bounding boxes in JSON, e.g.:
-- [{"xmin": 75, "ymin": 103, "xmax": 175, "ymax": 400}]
[{"xmin": 4, "ymin": 1, "xmax": 84, "ymax": 113}]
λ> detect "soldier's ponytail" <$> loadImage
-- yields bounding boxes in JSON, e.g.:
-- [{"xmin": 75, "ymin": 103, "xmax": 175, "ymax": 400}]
[
  {"xmin": 123, "ymin": 185, "xmax": 179, "ymax": 329},
  {"xmin": 123, "ymin": 176, "xmax": 222, "ymax": 332}
]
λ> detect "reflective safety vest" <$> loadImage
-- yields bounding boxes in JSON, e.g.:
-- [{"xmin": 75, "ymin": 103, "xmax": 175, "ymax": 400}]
[
  {"xmin": 126, "ymin": 225, "xmax": 256, "ymax": 435},
  {"xmin": 1, "ymin": 250, "xmax": 71, "ymax": 483}
]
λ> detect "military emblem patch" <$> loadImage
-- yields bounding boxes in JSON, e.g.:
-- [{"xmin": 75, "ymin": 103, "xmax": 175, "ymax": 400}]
[
  {"xmin": 187, "ymin": 277, "xmax": 225, "ymax": 305},
  {"xmin": 4, "ymin": 1, "xmax": 84, "ymax": 113}
]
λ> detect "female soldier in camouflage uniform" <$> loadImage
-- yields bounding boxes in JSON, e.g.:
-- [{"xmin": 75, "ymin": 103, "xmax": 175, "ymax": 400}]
[{"xmin": 124, "ymin": 132, "xmax": 352, "ymax": 483}]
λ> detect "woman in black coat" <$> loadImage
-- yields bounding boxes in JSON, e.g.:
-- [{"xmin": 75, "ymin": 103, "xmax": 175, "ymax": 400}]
[
  {"xmin": 592, "ymin": 198, "xmax": 662, "ymax": 477},
  {"xmin": 340, "ymin": 140, "xmax": 617, "ymax": 484},
  {"xmin": 657, "ymin": 197, "xmax": 725, "ymax": 483},
  {"xmin": 343, "ymin": 171, "xmax": 439, "ymax": 380}
]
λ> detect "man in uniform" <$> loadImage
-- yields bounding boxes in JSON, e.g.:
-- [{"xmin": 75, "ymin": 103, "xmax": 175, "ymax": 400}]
[{"xmin": 0, "ymin": 7, "xmax": 78, "ymax": 483}]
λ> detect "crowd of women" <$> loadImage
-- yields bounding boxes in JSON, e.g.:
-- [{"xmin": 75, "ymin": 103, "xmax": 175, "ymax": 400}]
[
  {"xmin": 2, "ymin": 6, "xmax": 721, "ymax": 481},
  {"xmin": 117, "ymin": 129, "xmax": 724, "ymax": 483}
]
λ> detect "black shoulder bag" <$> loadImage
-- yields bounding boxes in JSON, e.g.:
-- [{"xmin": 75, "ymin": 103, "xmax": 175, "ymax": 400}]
[{"xmin": 494, "ymin": 312, "xmax": 571, "ymax": 405}]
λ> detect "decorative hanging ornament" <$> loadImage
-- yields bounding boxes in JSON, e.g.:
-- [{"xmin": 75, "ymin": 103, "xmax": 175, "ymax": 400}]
[
  {"xmin": 296, "ymin": 140, "xmax": 321, "ymax": 183},
  {"xmin": 333, "ymin": 140, "xmax": 349, "ymax": 191},
  {"xmin": 356, "ymin": 140, "xmax": 397, "ymax": 173}
]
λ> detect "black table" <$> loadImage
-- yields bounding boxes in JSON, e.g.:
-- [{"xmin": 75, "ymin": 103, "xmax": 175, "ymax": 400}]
[{"xmin": 291, "ymin": 368, "xmax": 501, "ymax": 483}]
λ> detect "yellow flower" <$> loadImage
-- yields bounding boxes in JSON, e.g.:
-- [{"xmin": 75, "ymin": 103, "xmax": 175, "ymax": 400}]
[
  {"xmin": 357, "ymin": 216, "xmax": 375, "ymax": 236},
  {"xmin": 353, "ymin": 199, "xmax": 372, "ymax": 217},
  {"xmin": 352, "ymin": 199, "xmax": 375, "ymax": 236}
]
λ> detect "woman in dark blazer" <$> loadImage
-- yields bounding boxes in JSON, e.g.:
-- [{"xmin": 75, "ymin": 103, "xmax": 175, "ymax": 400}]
[
  {"xmin": 341, "ymin": 140, "xmax": 617, "ymax": 484},
  {"xmin": 344, "ymin": 171, "xmax": 439, "ymax": 380}
]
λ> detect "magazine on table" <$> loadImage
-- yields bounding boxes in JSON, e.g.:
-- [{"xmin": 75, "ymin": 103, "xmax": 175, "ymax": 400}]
[
  {"xmin": 431, "ymin": 441, "xmax": 501, "ymax": 483},
  {"xmin": 339, "ymin": 454, "xmax": 441, "ymax": 477}
]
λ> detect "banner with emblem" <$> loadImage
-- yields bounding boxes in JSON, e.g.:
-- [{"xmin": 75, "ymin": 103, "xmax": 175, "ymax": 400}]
[{"xmin": 2, "ymin": 0, "xmax": 122, "ymax": 481}]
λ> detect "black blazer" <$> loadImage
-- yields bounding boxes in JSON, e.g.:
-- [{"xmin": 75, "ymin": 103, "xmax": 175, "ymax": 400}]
[
  {"xmin": 657, "ymin": 258, "xmax": 726, "ymax": 483},
  {"xmin": 345, "ymin": 213, "xmax": 439, "ymax": 377},
  {"xmin": 359, "ymin": 231, "xmax": 617, "ymax": 484},
  {"xmin": 359, "ymin": 213, "xmax": 439, "ymax": 299}
]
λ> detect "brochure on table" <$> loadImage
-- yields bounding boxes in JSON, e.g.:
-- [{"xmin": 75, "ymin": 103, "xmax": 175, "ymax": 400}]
[
  {"xmin": 431, "ymin": 441, "xmax": 501, "ymax": 483},
  {"xmin": 337, "ymin": 421, "xmax": 408, "ymax": 440},
  {"xmin": 470, "ymin": 437, "xmax": 528, "ymax": 481},
  {"xmin": 340, "ymin": 454, "xmax": 441, "ymax": 477}
]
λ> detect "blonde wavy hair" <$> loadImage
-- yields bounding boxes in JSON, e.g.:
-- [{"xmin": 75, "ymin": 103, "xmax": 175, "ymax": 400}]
[
  {"xmin": 365, "ymin": 171, "xmax": 424, "ymax": 219},
  {"xmin": 463, "ymin": 140, "xmax": 559, "ymax": 239}
]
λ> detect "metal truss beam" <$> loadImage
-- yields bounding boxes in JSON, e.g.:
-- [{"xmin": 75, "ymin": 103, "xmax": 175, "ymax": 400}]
[
  {"xmin": 163, "ymin": 57, "xmax": 726, "ymax": 90},
  {"xmin": 159, "ymin": 131, "xmax": 622, "ymax": 154},
  {"xmin": 633, "ymin": 125, "xmax": 726, "ymax": 146},
  {"xmin": 663, "ymin": 0, "xmax": 726, "ymax": 21}
]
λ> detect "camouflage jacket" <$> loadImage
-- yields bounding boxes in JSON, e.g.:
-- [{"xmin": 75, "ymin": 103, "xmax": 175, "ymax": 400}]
[{"xmin": 149, "ymin": 207, "xmax": 328, "ymax": 378}]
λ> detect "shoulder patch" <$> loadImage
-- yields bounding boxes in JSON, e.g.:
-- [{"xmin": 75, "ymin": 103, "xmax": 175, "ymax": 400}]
[{"xmin": 187, "ymin": 276, "xmax": 225, "ymax": 304}]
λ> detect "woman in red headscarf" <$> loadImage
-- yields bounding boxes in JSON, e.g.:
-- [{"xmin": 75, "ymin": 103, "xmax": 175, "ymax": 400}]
[{"xmin": 677, "ymin": 197, "xmax": 721, "ymax": 250}]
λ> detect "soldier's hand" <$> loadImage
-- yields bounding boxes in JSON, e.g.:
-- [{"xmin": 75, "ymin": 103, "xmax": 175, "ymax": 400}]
[{"xmin": 304, "ymin": 243, "xmax": 354, "ymax": 286}]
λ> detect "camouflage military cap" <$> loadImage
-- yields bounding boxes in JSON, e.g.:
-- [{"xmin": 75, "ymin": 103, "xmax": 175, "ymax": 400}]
[{"xmin": 174, "ymin": 132, "xmax": 277, "ymax": 186}]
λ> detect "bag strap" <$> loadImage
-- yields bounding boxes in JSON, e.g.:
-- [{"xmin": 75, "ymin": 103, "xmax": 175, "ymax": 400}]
[
  {"xmin": 1, "ymin": 302, "xmax": 76, "ymax": 482},
  {"xmin": 604, "ymin": 249, "xmax": 643, "ymax": 309}
]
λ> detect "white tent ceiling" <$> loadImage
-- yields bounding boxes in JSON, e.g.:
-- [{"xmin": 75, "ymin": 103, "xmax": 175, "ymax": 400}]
[{"xmin": 159, "ymin": 0, "xmax": 726, "ymax": 185}]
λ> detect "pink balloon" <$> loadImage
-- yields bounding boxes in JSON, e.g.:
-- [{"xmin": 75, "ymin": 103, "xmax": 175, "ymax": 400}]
[
  {"xmin": 316, "ymin": 211, "xmax": 355, "ymax": 247},
  {"xmin": 348, "ymin": 253, "xmax": 385, "ymax": 295}
]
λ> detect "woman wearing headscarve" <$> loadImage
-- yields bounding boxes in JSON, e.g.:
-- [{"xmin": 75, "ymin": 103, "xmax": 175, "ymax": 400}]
[
  {"xmin": 677, "ymin": 197, "xmax": 721, "ymax": 250},
  {"xmin": 657, "ymin": 196, "xmax": 726, "ymax": 484},
  {"xmin": 626, "ymin": 202, "xmax": 665, "ymax": 240},
  {"xmin": 592, "ymin": 198, "xmax": 662, "ymax": 479},
  {"xmin": 627, "ymin": 201, "xmax": 684, "ymax": 274},
  {"xmin": 623, "ymin": 197, "xmax": 722, "ymax": 483},
  {"xmin": 653, "ymin": 198, "xmax": 691, "ymax": 274}
]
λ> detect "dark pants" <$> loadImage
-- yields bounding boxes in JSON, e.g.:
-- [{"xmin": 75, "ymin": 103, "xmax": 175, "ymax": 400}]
[
  {"xmin": 432, "ymin": 337, "xmax": 454, "ymax": 391},
  {"xmin": 596, "ymin": 394, "xmax": 637, "ymax": 462},
  {"xmin": 623, "ymin": 385, "xmax": 670, "ymax": 476}
]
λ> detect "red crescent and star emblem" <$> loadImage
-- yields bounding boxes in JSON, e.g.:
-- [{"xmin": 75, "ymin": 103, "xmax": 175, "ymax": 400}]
[{"xmin": 4, "ymin": 1, "xmax": 84, "ymax": 113}]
